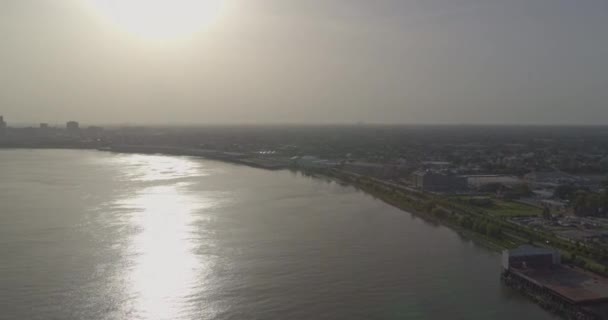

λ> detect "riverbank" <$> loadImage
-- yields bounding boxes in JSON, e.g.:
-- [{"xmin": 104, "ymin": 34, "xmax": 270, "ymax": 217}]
[
  {"xmin": 316, "ymin": 169, "xmax": 513, "ymax": 251},
  {"xmin": 104, "ymin": 145, "xmax": 289, "ymax": 170}
]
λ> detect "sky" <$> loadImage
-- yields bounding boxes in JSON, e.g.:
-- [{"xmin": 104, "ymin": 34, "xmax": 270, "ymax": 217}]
[{"xmin": 1, "ymin": 0, "xmax": 607, "ymax": 125}]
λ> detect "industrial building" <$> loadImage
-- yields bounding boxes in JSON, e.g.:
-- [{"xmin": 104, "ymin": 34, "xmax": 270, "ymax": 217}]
[
  {"xmin": 467, "ymin": 175, "xmax": 523, "ymax": 190},
  {"xmin": 412, "ymin": 170, "xmax": 467, "ymax": 192},
  {"xmin": 502, "ymin": 245, "xmax": 561, "ymax": 270},
  {"xmin": 502, "ymin": 245, "xmax": 608, "ymax": 319}
]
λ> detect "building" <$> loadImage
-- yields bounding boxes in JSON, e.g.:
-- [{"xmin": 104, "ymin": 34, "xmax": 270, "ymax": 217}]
[
  {"xmin": 501, "ymin": 245, "xmax": 561, "ymax": 270},
  {"xmin": 412, "ymin": 170, "xmax": 467, "ymax": 192},
  {"xmin": 467, "ymin": 175, "xmax": 523, "ymax": 190},
  {"xmin": 0, "ymin": 116, "xmax": 6, "ymax": 135},
  {"xmin": 37, "ymin": 123, "xmax": 51, "ymax": 137},
  {"xmin": 66, "ymin": 121, "xmax": 80, "ymax": 135}
]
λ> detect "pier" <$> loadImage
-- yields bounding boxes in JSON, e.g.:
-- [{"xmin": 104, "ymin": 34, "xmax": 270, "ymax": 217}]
[{"xmin": 502, "ymin": 245, "xmax": 608, "ymax": 319}]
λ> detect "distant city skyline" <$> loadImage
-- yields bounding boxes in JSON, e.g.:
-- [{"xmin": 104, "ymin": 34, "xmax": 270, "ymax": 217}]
[{"xmin": 1, "ymin": 0, "xmax": 607, "ymax": 125}]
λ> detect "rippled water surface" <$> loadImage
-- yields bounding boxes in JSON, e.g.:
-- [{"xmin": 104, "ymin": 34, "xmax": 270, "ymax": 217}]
[{"xmin": 0, "ymin": 149, "xmax": 556, "ymax": 320}]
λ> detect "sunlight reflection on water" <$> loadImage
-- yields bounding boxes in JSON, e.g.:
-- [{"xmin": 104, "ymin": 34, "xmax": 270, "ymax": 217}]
[
  {"xmin": 110, "ymin": 154, "xmax": 209, "ymax": 182},
  {"xmin": 112, "ymin": 156, "xmax": 218, "ymax": 319}
]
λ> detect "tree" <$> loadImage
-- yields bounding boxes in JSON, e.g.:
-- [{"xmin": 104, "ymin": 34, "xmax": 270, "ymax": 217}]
[
  {"xmin": 554, "ymin": 184, "xmax": 577, "ymax": 200},
  {"xmin": 573, "ymin": 191, "xmax": 603, "ymax": 216},
  {"xmin": 601, "ymin": 191, "xmax": 608, "ymax": 215},
  {"xmin": 424, "ymin": 200, "xmax": 436, "ymax": 213},
  {"xmin": 479, "ymin": 183, "xmax": 503, "ymax": 193},
  {"xmin": 460, "ymin": 216, "xmax": 474, "ymax": 229},
  {"xmin": 574, "ymin": 192, "xmax": 590, "ymax": 216},
  {"xmin": 513, "ymin": 183, "xmax": 532, "ymax": 197},
  {"xmin": 486, "ymin": 223, "xmax": 502, "ymax": 238},
  {"xmin": 431, "ymin": 207, "xmax": 448, "ymax": 219},
  {"xmin": 587, "ymin": 194, "xmax": 601, "ymax": 215}
]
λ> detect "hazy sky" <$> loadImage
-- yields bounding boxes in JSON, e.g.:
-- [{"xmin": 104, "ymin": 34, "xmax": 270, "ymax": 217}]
[{"xmin": 1, "ymin": 0, "xmax": 607, "ymax": 125}]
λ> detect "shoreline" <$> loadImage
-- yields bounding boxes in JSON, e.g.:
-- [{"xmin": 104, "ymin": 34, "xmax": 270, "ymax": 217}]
[
  {"xmin": 314, "ymin": 169, "xmax": 510, "ymax": 252},
  {"xmin": 113, "ymin": 146, "xmax": 513, "ymax": 252}
]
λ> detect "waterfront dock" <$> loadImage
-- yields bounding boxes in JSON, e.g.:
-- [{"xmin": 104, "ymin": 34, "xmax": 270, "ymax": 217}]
[{"xmin": 502, "ymin": 245, "xmax": 608, "ymax": 319}]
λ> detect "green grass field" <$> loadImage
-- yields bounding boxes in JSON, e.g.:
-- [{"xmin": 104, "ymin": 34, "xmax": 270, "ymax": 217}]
[
  {"xmin": 484, "ymin": 200, "xmax": 542, "ymax": 217},
  {"xmin": 449, "ymin": 196, "xmax": 542, "ymax": 217}
]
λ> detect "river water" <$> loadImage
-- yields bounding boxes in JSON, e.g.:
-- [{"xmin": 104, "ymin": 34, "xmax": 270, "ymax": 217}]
[{"xmin": 0, "ymin": 149, "xmax": 555, "ymax": 320}]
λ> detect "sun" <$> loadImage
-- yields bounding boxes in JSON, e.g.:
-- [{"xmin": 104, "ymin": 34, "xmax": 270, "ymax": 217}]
[{"xmin": 86, "ymin": 0, "xmax": 224, "ymax": 40}]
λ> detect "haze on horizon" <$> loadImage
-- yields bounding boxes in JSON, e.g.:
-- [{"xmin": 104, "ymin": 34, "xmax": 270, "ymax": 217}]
[{"xmin": 1, "ymin": 0, "xmax": 607, "ymax": 125}]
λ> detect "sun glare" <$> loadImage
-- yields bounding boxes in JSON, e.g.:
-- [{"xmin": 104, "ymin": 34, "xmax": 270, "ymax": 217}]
[{"xmin": 86, "ymin": 0, "xmax": 224, "ymax": 40}]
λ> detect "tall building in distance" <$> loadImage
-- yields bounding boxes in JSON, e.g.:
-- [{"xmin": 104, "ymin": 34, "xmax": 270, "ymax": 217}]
[
  {"xmin": 0, "ymin": 116, "xmax": 7, "ymax": 135},
  {"xmin": 39, "ymin": 123, "xmax": 50, "ymax": 136},
  {"xmin": 66, "ymin": 121, "xmax": 80, "ymax": 136}
]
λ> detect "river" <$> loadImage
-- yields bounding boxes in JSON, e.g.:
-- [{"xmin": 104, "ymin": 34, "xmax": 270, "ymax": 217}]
[{"xmin": 0, "ymin": 149, "xmax": 556, "ymax": 320}]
